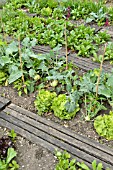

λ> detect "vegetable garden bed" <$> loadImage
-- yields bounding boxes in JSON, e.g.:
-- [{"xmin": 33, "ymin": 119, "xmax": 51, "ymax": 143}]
[{"xmin": 0, "ymin": 0, "xmax": 113, "ymax": 169}]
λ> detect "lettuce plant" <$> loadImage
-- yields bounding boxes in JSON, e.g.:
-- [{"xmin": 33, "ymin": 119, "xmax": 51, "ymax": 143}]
[
  {"xmin": 34, "ymin": 89, "xmax": 57, "ymax": 115},
  {"xmin": 51, "ymin": 94, "xmax": 80, "ymax": 120},
  {"xmin": 94, "ymin": 111, "xmax": 113, "ymax": 140}
]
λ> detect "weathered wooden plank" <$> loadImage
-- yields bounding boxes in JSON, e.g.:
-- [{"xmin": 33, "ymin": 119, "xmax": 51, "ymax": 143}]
[
  {"xmin": 3, "ymin": 107, "xmax": 113, "ymax": 166},
  {"xmin": 8, "ymin": 103, "xmax": 113, "ymax": 157},
  {"xmin": 32, "ymin": 45, "xmax": 113, "ymax": 73},
  {"xmin": 0, "ymin": 117, "xmax": 57, "ymax": 152},
  {"xmin": 0, "ymin": 117, "xmax": 90, "ymax": 167},
  {"xmin": 0, "ymin": 112, "xmax": 93, "ymax": 168},
  {"xmin": 0, "ymin": 96, "xmax": 11, "ymax": 105},
  {"xmin": 0, "ymin": 102, "xmax": 5, "ymax": 111},
  {"xmin": 0, "ymin": 96, "xmax": 11, "ymax": 111},
  {"xmin": 0, "ymin": 111, "xmax": 112, "ymax": 169}
]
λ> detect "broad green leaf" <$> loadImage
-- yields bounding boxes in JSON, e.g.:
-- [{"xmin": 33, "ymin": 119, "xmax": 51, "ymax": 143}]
[
  {"xmin": 21, "ymin": 37, "xmax": 30, "ymax": 47},
  {"xmin": 97, "ymin": 163, "xmax": 103, "ymax": 170},
  {"xmin": 0, "ymin": 159, "xmax": 7, "ymax": 170},
  {"xmin": 8, "ymin": 70, "xmax": 23, "ymax": 84},
  {"xmin": 6, "ymin": 148, "xmax": 17, "ymax": 164},
  {"xmin": 107, "ymin": 76, "xmax": 113, "ymax": 87},
  {"xmin": 6, "ymin": 41, "xmax": 18, "ymax": 56},
  {"xmin": 86, "ymin": 17, "xmax": 93, "ymax": 23},
  {"xmin": 0, "ymin": 56, "xmax": 11, "ymax": 66},
  {"xmin": 92, "ymin": 160, "xmax": 97, "ymax": 170},
  {"xmin": 30, "ymin": 54, "xmax": 46, "ymax": 60},
  {"xmin": 29, "ymin": 69, "xmax": 36, "ymax": 78},
  {"xmin": 69, "ymin": 159, "xmax": 76, "ymax": 166},
  {"xmin": 30, "ymin": 38, "xmax": 37, "ymax": 47}
]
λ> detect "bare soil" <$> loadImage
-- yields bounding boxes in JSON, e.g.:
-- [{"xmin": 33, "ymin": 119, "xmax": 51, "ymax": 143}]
[{"xmin": 0, "ymin": 125, "xmax": 56, "ymax": 170}]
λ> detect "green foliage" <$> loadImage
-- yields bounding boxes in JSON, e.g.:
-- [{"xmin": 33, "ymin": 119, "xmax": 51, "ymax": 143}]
[
  {"xmin": 84, "ymin": 93, "xmax": 107, "ymax": 121},
  {"xmin": 55, "ymin": 151, "xmax": 76, "ymax": 170},
  {"xmin": 8, "ymin": 130, "xmax": 17, "ymax": 142},
  {"xmin": 51, "ymin": 94, "xmax": 80, "ymax": 120},
  {"xmin": 41, "ymin": 7, "xmax": 52, "ymax": 17},
  {"xmin": 0, "ymin": 71, "xmax": 7, "ymax": 85},
  {"xmin": 55, "ymin": 151, "xmax": 110, "ymax": 170},
  {"xmin": 93, "ymin": 42, "xmax": 113, "ymax": 63},
  {"xmin": 94, "ymin": 111, "xmax": 113, "ymax": 140},
  {"xmin": 67, "ymin": 25, "xmax": 110, "ymax": 57},
  {"xmin": 34, "ymin": 90, "xmax": 80, "ymax": 119},
  {"xmin": 0, "ymin": 37, "xmax": 78, "ymax": 95},
  {"xmin": 0, "ymin": 148, "xmax": 19, "ymax": 170},
  {"xmin": 34, "ymin": 89, "xmax": 57, "ymax": 115},
  {"xmin": 1, "ymin": 0, "xmax": 111, "ymax": 57},
  {"xmin": 104, "ymin": 42, "xmax": 113, "ymax": 62},
  {"xmin": 86, "ymin": 7, "xmax": 107, "ymax": 26},
  {"xmin": 14, "ymin": 79, "xmax": 35, "ymax": 96}
]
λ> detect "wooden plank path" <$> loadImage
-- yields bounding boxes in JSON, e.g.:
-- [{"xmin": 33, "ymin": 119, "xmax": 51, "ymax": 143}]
[
  {"xmin": 0, "ymin": 96, "xmax": 11, "ymax": 111},
  {"xmin": 32, "ymin": 45, "xmax": 113, "ymax": 73},
  {"xmin": 5, "ymin": 35, "xmax": 113, "ymax": 73},
  {"xmin": 0, "ymin": 97, "xmax": 113, "ymax": 169}
]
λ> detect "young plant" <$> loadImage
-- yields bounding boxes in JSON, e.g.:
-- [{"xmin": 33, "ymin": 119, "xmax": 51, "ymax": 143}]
[
  {"xmin": 0, "ymin": 148, "xmax": 19, "ymax": 170},
  {"xmin": 86, "ymin": 7, "xmax": 107, "ymax": 26},
  {"xmin": 8, "ymin": 129, "xmax": 17, "ymax": 142},
  {"xmin": 83, "ymin": 93, "xmax": 107, "ymax": 121},
  {"xmin": 34, "ymin": 89, "xmax": 57, "ymax": 115},
  {"xmin": 51, "ymin": 94, "xmax": 80, "ymax": 120},
  {"xmin": 0, "ymin": 135, "xmax": 19, "ymax": 170},
  {"xmin": 55, "ymin": 151, "xmax": 110, "ymax": 170},
  {"xmin": 94, "ymin": 111, "xmax": 113, "ymax": 140}
]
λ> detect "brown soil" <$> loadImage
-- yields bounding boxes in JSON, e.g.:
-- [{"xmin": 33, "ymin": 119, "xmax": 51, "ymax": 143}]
[
  {"xmin": 0, "ymin": 127, "xmax": 56, "ymax": 170},
  {"xmin": 0, "ymin": 1, "xmax": 113, "ymax": 169}
]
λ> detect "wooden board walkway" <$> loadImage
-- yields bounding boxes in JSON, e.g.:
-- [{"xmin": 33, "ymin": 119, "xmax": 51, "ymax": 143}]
[
  {"xmin": 0, "ymin": 97, "xmax": 113, "ymax": 169},
  {"xmin": 5, "ymin": 35, "xmax": 113, "ymax": 73},
  {"xmin": 0, "ymin": 96, "xmax": 11, "ymax": 111},
  {"xmin": 32, "ymin": 45, "xmax": 113, "ymax": 73}
]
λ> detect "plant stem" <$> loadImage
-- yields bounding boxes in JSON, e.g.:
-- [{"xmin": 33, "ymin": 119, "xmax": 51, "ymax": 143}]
[
  {"xmin": 1, "ymin": 10, "xmax": 6, "ymax": 43},
  {"xmin": 64, "ymin": 21, "xmax": 68, "ymax": 70},
  {"xmin": 96, "ymin": 44, "xmax": 107, "ymax": 98},
  {"xmin": 18, "ymin": 36, "xmax": 25, "ymax": 84},
  {"xmin": 85, "ymin": 94, "xmax": 87, "ymax": 116}
]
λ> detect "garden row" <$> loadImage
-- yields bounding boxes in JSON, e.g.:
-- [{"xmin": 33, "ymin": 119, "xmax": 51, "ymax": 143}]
[
  {"xmin": 0, "ymin": 0, "xmax": 113, "ymax": 61},
  {"xmin": 0, "ymin": 36, "xmax": 113, "ymax": 140}
]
